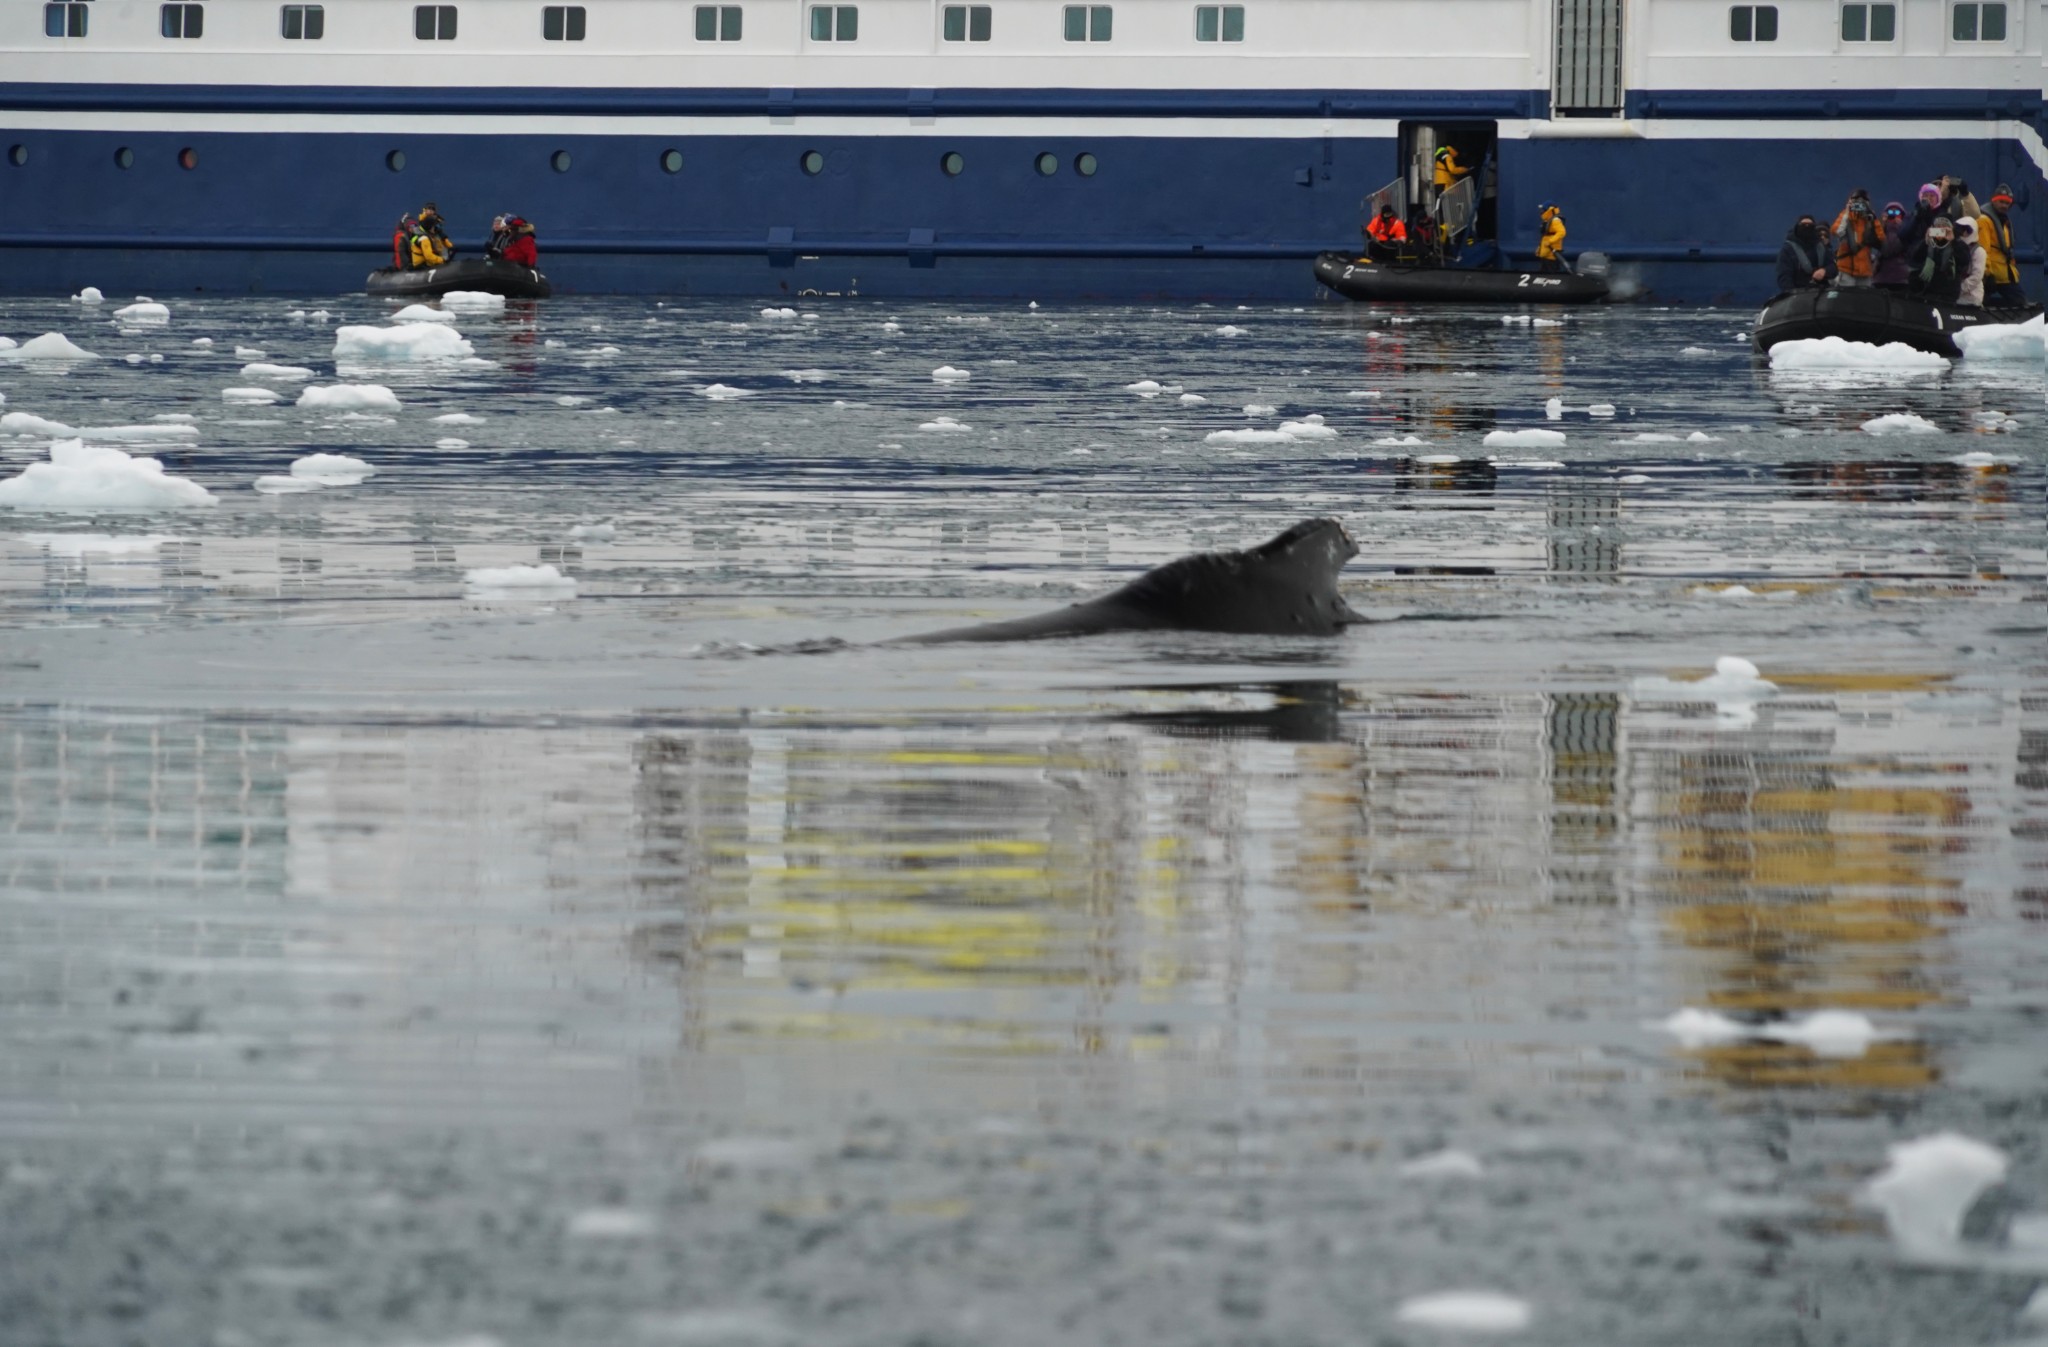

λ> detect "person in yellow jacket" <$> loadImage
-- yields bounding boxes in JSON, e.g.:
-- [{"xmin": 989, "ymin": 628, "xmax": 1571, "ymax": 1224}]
[
  {"xmin": 1536, "ymin": 201, "xmax": 1568, "ymax": 272},
  {"xmin": 409, "ymin": 222, "xmax": 448, "ymax": 269},
  {"xmin": 1432, "ymin": 145, "xmax": 1470, "ymax": 196},
  {"xmin": 1977, "ymin": 184, "xmax": 2025, "ymax": 306}
]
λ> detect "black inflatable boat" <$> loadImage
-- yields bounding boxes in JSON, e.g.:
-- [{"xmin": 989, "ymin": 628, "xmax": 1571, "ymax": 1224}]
[
  {"xmin": 1313, "ymin": 251, "xmax": 1610, "ymax": 305},
  {"xmin": 366, "ymin": 256, "xmax": 552, "ymax": 300},
  {"xmin": 1753, "ymin": 286, "xmax": 2038, "ymax": 358}
]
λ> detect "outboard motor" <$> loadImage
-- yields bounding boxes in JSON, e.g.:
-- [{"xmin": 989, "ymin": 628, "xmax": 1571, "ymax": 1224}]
[{"xmin": 1576, "ymin": 251, "xmax": 1612, "ymax": 280}]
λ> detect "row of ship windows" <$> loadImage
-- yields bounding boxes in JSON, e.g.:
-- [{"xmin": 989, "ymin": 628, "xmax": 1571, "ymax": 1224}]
[
  {"xmin": 41, "ymin": 0, "xmax": 1246, "ymax": 42},
  {"xmin": 1, "ymin": 142, "xmax": 1107, "ymax": 177},
  {"xmin": 1729, "ymin": 0, "xmax": 2007, "ymax": 40}
]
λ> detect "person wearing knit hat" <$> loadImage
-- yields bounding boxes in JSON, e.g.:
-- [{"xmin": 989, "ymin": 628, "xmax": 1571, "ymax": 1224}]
[
  {"xmin": 1873, "ymin": 201, "xmax": 1913, "ymax": 289},
  {"xmin": 1978, "ymin": 184, "xmax": 2026, "ymax": 306}
]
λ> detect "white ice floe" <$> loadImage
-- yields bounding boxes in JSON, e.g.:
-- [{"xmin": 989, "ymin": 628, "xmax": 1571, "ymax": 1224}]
[
  {"xmin": 333, "ymin": 323, "xmax": 474, "ymax": 362},
  {"xmin": 566, "ymin": 1208, "xmax": 658, "ymax": 1239},
  {"xmin": 1863, "ymin": 1134, "xmax": 2010, "ymax": 1260},
  {"xmin": 1243, "ymin": 403, "xmax": 1277, "ymax": 417},
  {"xmin": 1483, "ymin": 428, "xmax": 1567, "ymax": 448},
  {"xmin": 570, "ymin": 522, "xmax": 616, "ymax": 541},
  {"xmin": 1679, "ymin": 345, "xmax": 1716, "ymax": 357},
  {"xmin": 588, "ymin": 345, "xmax": 621, "ymax": 356},
  {"xmin": 1496, "ymin": 459, "xmax": 1565, "ymax": 468},
  {"xmin": 1, "ymin": 411, "xmax": 199, "ymax": 443},
  {"xmin": 931, "ymin": 365, "xmax": 972, "ymax": 382},
  {"xmin": 1345, "ymin": 390, "xmax": 1384, "ymax": 399},
  {"xmin": 72, "ymin": 287, "xmax": 104, "ymax": 305},
  {"xmin": 252, "ymin": 475, "xmax": 320, "ymax": 495},
  {"xmin": 241, "ymin": 362, "xmax": 315, "ymax": 382},
  {"xmin": 438, "ymin": 290, "xmax": 507, "ymax": 313},
  {"xmin": 553, "ymin": 394, "xmax": 588, "ymax": 405},
  {"xmin": 1416, "ymin": 453, "xmax": 1462, "ymax": 465},
  {"xmin": 1395, "ymin": 1292, "xmax": 1532, "ymax": 1333},
  {"xmin": 1179, "ymin": 393, "xmax": 1207, "ymax": 405},
  {"xmin": 760, "ymin": 307, "xmax": 798, "ymax": 320},
  {"xmin": 0, "ymin": 332, "xmax": 100, "ymax": 363},
  {"xmin": 435, "ymin": 438, "xmax": 471, "ymax": 449},
  {"xmin": 1372, "ymin": 436, "xmax": 1431, "ymax": 446},
  {"xmin": 1587, "ymin": 403, "xmax": 1617, "ymax": 417},
  {"xmin": 222, "ymin": 387, "xmax": 282, "ymax": 404},
  {"xmin": 1205, "ymin": 428, "xmax": 1296, "ymax": 444},
  {"xmin": 1544, "ymin": 397, "xmax": 1564, "ymax": 420},
  {"xmin": 290, "ymin": 453, "xmax": 374, "ymax": 484},
  {"xmin": 1214, "ymin": 324, "xmax": 1247, "ymax": 336},
  {"xmin": 1951, "ymin": 451, "xmax": 2011, "ymax": 468},
  {"xmin": 1617, "ymin": 473, "xmax": 1653, "ymax": 485},
  {"xmin": 1277, "ymin": 414, "xmax": 1337, "ymax": 439},
  {"xmin": 298, "ymin": 384, "xmax": 401, "ymax": 411},
  {"xmin": 391, "ymin": 303, "xmax": 459, "ymax": 325},
  {"xmin": 1632, "ymin": 433, "xmax": 1681, "ymax": 443},
  {"xmin": 152, "ymin": 413, "xmax": 195, "ymax": 423},
  {"xmin": 1124, "ymin": 380, "xmax": 1170, "ymax": 396},
  {"xmin": 465, "ymin": 563, "xmax": 577, "ymax": 597},
  {"xmin": 1861, "ymin": 412, "xmax": 1942, "ymax": 436},
  {"xmin": 18, "ymin": 532, "xmax": 176, "ymax": 556},
  {"xmin": 1687, "ymin": 431, "xmax": 1721, "ymax": 442},
  {"xmin": 781, "ymin": 369, "xmax": 830, "ymax": 383},
  {"xmin": 1954, "ymin": 313, "xmax": 2045, "ymax": 360},
  {"xmin": 0, "ymin": 439, "xmax": 215, "ymax": 510},
  {"xmin": 881, "ymin": 321, "xmax": 902, "ymax": 332},
  {"xmin": 190, "ymin": 337, "xmax": 213, "ymax": 346},
  {"xmin": 1653, "ymin": 1007, "xmax": 1888, "ymax": 1057},
  {"xmin": 1768, "ymin": 336, "xmax": 1949, "ymax": 370},
  {"xmin": 1400, "ymin": 1150, "xmax": 1485, "ymax": 1180},
  {"xmin": 113, "ymin": 301, "xmax": 170, "ymax": 325},
  {"xmin": 431, "ymin": 412, "xmax": 484, "ymax": 424},
  {"xmin": 699, "ymin": 384, "xmax": 753, "ymax": 400},
  {"xmin": 919, "ymin": 415, "xmax": 973, "ymax": 432}
]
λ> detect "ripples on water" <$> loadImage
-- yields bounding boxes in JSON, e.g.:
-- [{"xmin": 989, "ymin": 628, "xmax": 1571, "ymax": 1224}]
[{"xmin": 0, "ymin": 295, "xmax": 2043, "ymax": 1345}]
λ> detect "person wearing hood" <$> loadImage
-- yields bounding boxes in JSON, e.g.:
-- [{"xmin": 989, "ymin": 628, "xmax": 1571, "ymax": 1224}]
[
  {"xmin": 391, "ymin": 214, "xmax": 416, "ymax": 271},
  {"xmin": 1908, "ymin": 217, "xmax": 1964, "ymax": 305},
  {"xmin": 1831, "ymin": 188, "xmax": 1882, "ymax": 286},
  {"xmin": 1364, "ymin": 203, "xmax": 1406, "ymax": 261},
  {"xmin": 1536, "ymin": 201, "xmax": 1568, "ymax": 272},
  {"xmin": 1902, "ymin": 182, "xmax": 1944, "ymax": 249},
  {"xmin": 1953, "ymin": 217, "xmax": 1987, "ymax": 306},
  {"xmin": 1977, "ymin": 184, "xmax": 2025, "ymax": 306},
  {"xmin": 500, "ymin": 216, "xmax": 539, "ymax": 267},
  {"xmin": 1775, "ymin": 214, "xmax": 1836, "ymax": 292},
  {"xmin": 1873, "ymin": 201, "xmax": 1913, "ymax": 289}
]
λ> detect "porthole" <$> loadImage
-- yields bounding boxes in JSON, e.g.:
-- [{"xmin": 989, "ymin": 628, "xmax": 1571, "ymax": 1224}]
[
  {"xmin": 386, "ymin": 149, "xmax": 406, "ymax": 172},
  {"xmin": 178, "ymin": 146, "xmax": 199, "ymax": 170},
  {"xmin": 940, "ymin": 150, "xmax": 964, "ymax": 177},
  {"xmin": 114, "ymin": 146, "xmax": 134, "ymax": 169},
  {"xmin": 6, "ymin": 145, "xmax": 25, "ymax": 167},
  {"xmin": 1034, "ymin": 151, "xmax": 1058, "ymax": 176},
  {"xmin": 550, "ymin": 149, "xmax": 571, "ymax": 172},
  {"xmin": 661, "ymin": 148, "xmax": 683, "ymax": 174},
  {"xmin": 1074, "ymin": 152, "xmax": 1098, "ymax": 177},
  {"xmin": 800, "ymin": 149, "xmax": 824, "ymax": 175}
]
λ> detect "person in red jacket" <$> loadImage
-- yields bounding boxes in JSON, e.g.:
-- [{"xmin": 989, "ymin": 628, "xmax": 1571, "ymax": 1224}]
[
  {"xmin": 500, "ymin": 217, "xmax": 539, "ymax": 267},
  {"xmin": 1363, "ymin": 204, "xmax": 1406, "ymax": 262},
  {"xmin": 391, "ymin": 214, "xmax": 415, "ymax": 270}
]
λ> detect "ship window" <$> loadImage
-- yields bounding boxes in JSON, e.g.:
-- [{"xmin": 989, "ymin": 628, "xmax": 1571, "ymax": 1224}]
[
  {"xmin": 1074, "ymin": 151, "xmax": 1098, "ymax": 175},
  {"xmin": 178, "ymin": 146, "xmax": 198, "ymax": 169},
  {"xmin": 695, "ymin": 5, "xmax": 741, "ymax": 38},
  {"xmin": 1035, "ymin": 151, "xmax": 1057, "ymax": 175},
  {"xmin": 1063, "ymin": 5, "xmax": 1111, "ymax": 39},
  {"xmin": 543, "ymin": 5, "xmax": 585, "ymax": 39},
  {"xmin": 114, "ymin": 146, "xmax": 134, "ymax": 168},
  {"xmin": 1952, "ymin": 1, "xmax": 2005, "ymax": 39},
  {"xmin": 1841, "ymin": 2, "xmax": 1894, "ymax": 39},
  {"xmin": 940, "ymin": 150, "xmax": 965, "ymax": 176},
  {"xmin": 44, "ymin": 1, "xmax": 89, "ymax": 37},
  {"xmin": 386, "ymin": 149, "xmax": 406, "ymax": 171},
  {"xmin": 661, "ymin": 148, "xmax": 683, "ymax": 172},
  {"xmin": 800, "ymin": 149, "xmax": 824, "ymax": 175},
  {"xmin": 1194, "ymin": 5, "xmax": 1242, "ymax": 40},
  {"xmin": 160, "ymin": 4, "xmax": 203, "ymax": 38},
  {"xmin": 551, "ymin": 150, "xmax": 572, "ymax": 172},
  {"xmin": 942, "ymin": 4, "xmax": 991, "ymax": 39},
  {"xmin": 414, "ymin": 5, "xmax": 456, "ymax": 39},
  {"xmin": 281, "ymin": 4, "xmax": 324, "ymax": 37},
  {"xmin": 1729, "ymin": 4, "xmax": 1776, "ymax": 39},
  {"xmin": 8, "ymin": 145, "xmax": 28, "ymax": 165},
  {"xmin": 809, "ymin": 5, "xmax": 856, "ymax": 39}
]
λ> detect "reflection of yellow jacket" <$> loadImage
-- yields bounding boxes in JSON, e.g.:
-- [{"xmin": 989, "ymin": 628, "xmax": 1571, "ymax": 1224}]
[
  {"xmin": 1537, "ymin": 206, "xmax": 1567, "ymax": 261},
  {"xmin": 1977, "ymin": 211, "xmax": 2018, "ymax": 284},
  {"xmin": 409, "ymin": 233, "xmax": 447, "ymax": 267},
  {"xmin": 1433, "ymin": 147, "xmax": 1469, "ymax": 192}
]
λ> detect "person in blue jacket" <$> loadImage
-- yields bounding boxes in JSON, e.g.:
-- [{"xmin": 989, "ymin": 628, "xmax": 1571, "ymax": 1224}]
[{"xmin": 1775, "ymin": 214, "xmax": 1837, "ymax": 293}]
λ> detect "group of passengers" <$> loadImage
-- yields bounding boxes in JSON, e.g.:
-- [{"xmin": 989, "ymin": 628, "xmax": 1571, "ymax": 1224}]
[
  {"xmin": 1777, "ymin": 177, "xmax": 2026, "ymax": 307},
  {"xmin": 1362, "ymin": 143, "xmax": 1576, "ymax": 274},
  {"xmin": 389, "ymin": 203, "xmax": 540, "ymax": 270}
]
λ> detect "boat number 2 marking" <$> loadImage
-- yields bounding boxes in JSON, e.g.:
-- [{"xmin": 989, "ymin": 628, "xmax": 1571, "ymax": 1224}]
[{"xmin": 1517, "ymin": 274, "xmax": 1530, "ymax": 287}]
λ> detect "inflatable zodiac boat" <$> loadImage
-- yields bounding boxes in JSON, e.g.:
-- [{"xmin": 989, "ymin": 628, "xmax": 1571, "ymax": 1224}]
[
  {"xmin": 1313, "ymin": 252, "xmax": 1610, "ymax": 305},
  {"xmin": 366, "ymin": 256, "xmax": 552, "ymax": 300},
  {"xmin": 1752, "ymin": 286, "xmax": 2039, "ymax": 358}
]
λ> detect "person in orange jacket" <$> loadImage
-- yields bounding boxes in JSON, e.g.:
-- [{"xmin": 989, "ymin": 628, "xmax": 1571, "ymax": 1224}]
[
  {"xmin": 1364, "ymin": 203, "xmax": 1406, "ymax": 261},
  {"xmin": 1831, "ymin": 188, "xmax": 1882, "ymax": 286}
]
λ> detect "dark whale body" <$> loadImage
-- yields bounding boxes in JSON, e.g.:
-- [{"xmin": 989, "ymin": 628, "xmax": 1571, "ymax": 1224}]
[{"xmin": 896, "ymin": 518, "xmax": 1365, "ymax": 643}]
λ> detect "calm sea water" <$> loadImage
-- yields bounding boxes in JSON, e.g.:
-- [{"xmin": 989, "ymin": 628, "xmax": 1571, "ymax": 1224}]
[{"xmin": 1, "ymin": 293, "xmax": 2044, "ymax": 1347}]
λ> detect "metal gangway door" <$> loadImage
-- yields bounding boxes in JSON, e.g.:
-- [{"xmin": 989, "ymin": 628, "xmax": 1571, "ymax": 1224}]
[
  {"xmin": 1437, "ymin": 177, "xmax": 1479, "ymax": 242},
  {"xmin": 1553, "ymin": 0, "xmax": 1624, "ymax": 116},
  {"xmin": 1358, "ymin": 177, "xmax": 1409, "ymax": 231}
]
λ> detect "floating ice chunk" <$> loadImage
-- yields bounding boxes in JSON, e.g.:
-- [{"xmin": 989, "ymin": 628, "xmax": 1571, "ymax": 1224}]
[
  {"xmin": 1587, "ymin": 403, "xmax": 1617, "ymax": 417},
  {"xmin": 233, "ymin": 346, "xmax": 266, "ymax": 360},
  {"xmin": 0, "ymin": 332, "xmax": 100, "ymax": 363},
  {"xmin": 1711, "ymin": 585, "xmax": 1758, "ymax": 599},
  {"xmin": 570, "ymin": 522, "xmax": 616, "ymax": 541},
  {"xmin": 553, "ymin": 395, "xmax": 589, "ymax": 405},
  {"xmin": 252, "ymin": 475, "xmax": 319, "ymax": 494},
  {"xmin": 1768, "ymin": 336, "xmax": 1949, "ymax": 369},
  {"xmin": 1372, "ymin": 436, "xmax": 1431, "ymax": 446},
  {"xmin": 699, "ymin": 384, "xmax": 753, "ymax": 400},
  {"xmin": 1400, "ymin": 1150, "xmax": 1485, "ymax": 1180},
  {"xmin": 919, "ymin": 415, "xmax": 972, "ymax": 432},
  {"xmin": 113, "ymin": 301, "xmax": 169, "ymax": 325},
  {"xmin": 465, "ymin": 563, "xmax": 576, "ymax": 597},
  {"xmin": 1950, "ymin": 450, "xmax": 2008, "ymax": 467},
  {"xmin": 1954, "ymin": 313, "xmax": 2045, "ymax": 360},
  {"xmin": 18, "ymin": 532, "xmax": 176, "ymax": 556},
  {"xmin": 1206, "ymin": 428, "xmax": 1296, "ymax": 444},
  {"xmin": 241, "ymin": 362, "xmax": 314, "ymax": 382},
  {"xmin": 881, "ymin": 321, "xmax": 902, "ymax": 333},
  {"xmin": 285, "ymin": 310, "xmax": 307, "ymax": 322},
  {"xmin": 1415, "ymin": 453, "xmax": 1462, "ymax": 465},
  {"xmin": 1679, "ymin": 345, "xmax": 1716, "ymax": 357},
  {"xmin": 391, "ymin": 303, "xmax": 459, "ymax": 325},
  {"xmin": 1496, "ymin": 459, "xmax": 1565, "ymax": 468},
  {"xmin": 298, "ymin": 384, "xmax": 400, "ymax": 411},
  {"xmin": 1533, "ymin": 317, "xmax": 1564, "ymax": 327},
  {"xmin": 308, "ymin": 309, "xmax": 331, "ymax": 322},
  {"xmin": 544, "ymin": 338, "xmax": 569, "ymax": 349},
  {"xmin": 1617, "ymin": 474, "xmax": 1653, "ymax": 485},
  {"xmin": 1864, "ymin": 1134, "xmax": 2010, "ymax": 1260},
  {"xmin": 333, "ymin": 323, "xmax": 473, "ymax": 362},
  {"xmin": 1345, "ymin": 390, "xmax": 1384, "ymax": 399},
  {"xmin": 1395, "ymin": 1291, "xmax": 1532, "ymax": 1333},
  {"xmin": 1124, "ymin": 380, "xmax": 1167, "ymax": 396},
  {"xmin": 1483, "ymin": 428, "xmax": 1567, "ymax": 448},
  {"xmin": 2023, "ymin": 1287, "xmax": 2048, "ymax": 1324},
  {"xmin": 588, "ymin": 345, "xmax": 622, "ymax": 356},
  {"xmin": 567, "ymin": 1208, "xmax": 658, "ymax": 1239},
  {"xmin": 1653, "ymin": 1008, "xmax": 1753, "ymax": 1048},
  {"xmin": 152, "ymin": 413, "xmax": 195, "ymax": 423},
  {"xmin": 438, "ymin": 290, "xmax": 507, "ymax": 313},
  {"xmin": 1764, "ymin": 1010, "xmax": 1885, "ymax": 1058},
  {"xmin": 431, "ymin": 412, "xmax": 483, "ymax": 425},
  {"xmin": 931, "ymin": 365, "xmax": 972, "ymax": 382},
  {"xmin": 1501, "ymin": 314, "xmax": 1533, "ymax": 326},
  {"xmin": 1861, "ymin": 412, "xmax": 1942, "ymax": 436},
  {"xmin": 72, "ymin": 287, "xmax": 104, "ymax": 304},
  {"xmin": 1631, "ymin": 433, "xmax": 1681, "ymax": 443},
  {"xmin": 1179, "ymin": 393, "xmax": 1207, "ymax": 405},
  {"xmin": 781, "ymin": 369, "xmax": 830, "ymax": 383},
  {"xmin": 1, "ymin": 412, "xmax": 199, "ymax": 443},
  {"xmin": 1696, "ymin": 655, "xmax": 1774, "ymax": 697},
  {"xmin": 0, "ymin": 439, "xmax": 215, "ymax": 510},
  {"xmin": 1544, "ymin": 397, "xmax": 1564, "ymax": 420},
  {"xmin": 759, "ymin": 307, "xmax": 798, "ymax": 320},
  {"xmin": 1277, "ymin": 414, "xmax": 1336, "ymax": 439},
  {"xmin": 1243, "ymin": 404, "xmax": 1277, "ymax": 417},
  {"xmin": 435, "ymin": 438, "xmax": 471, "ymax": 449},
  {"xmin": 222, "ymin": 387, "xmax": 281, "ymax": 404},
  {"xmin": 1686, "ymin": 431, "xmax": 1721, "ymax": 442},
  {"xmin": 190, "ymin": 337, "xmax": 213, "ymax": 346},
  {"xmin": 122, "ymin": 354, "xmax": 146, "ymax": 365},
  {"xmin": 1213, "ymin": 324, "xmax": 1247, "ymax": 336},
  {"xmin": 290, "ymin": 453, "xmax": 374, "ymax": 484}
]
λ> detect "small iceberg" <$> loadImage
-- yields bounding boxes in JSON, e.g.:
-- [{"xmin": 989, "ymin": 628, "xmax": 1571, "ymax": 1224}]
[
  {"xmin": 439, "ymin": 290, "xmax": 507, "ymax": 313},
  {"xmin": 1483, "ymin": 428, "xmax": 1567, "ymax": 448},
  {"xmin": 72, "ymin": 286, "xmax": 105, "ymax": 305},
  {"xmin": 113, "ymin": 301, "xmax": 170, "ymax": 326},
  {"xmin": 390, "ymin": 304, "xmax": 459, "ymax": 325},
  {"xmin": 0, "ymin": 332, "xmax": 100, "ymax": 363},
  {"xmin": 1953, "ymin": 313, "xmax": 2044, "ymax": 360},
  {"xmin": 1395, "ymin": 1291, "xmax": 1532, "ymax": 1333},
  {"xmin": 465, "ymin": 563, "xmax": 577, "ymax": 598},
  {"xmin": 1861, "ymin": 412, "xmax": 1942, "ymax": 436},
  {"xmin": 0, "ymin": 439, "xmax": 216, "ymax": 510},
  {"xmin": 298, "ymin": 384, "xmax": 401, "ymax": 411},
  {"xmin": 333, "ymin": 324, "xmax": 474, "ymax": 362},
  {"xmin": 931, "ymin": 365, "xmax": 972, "ymax": 382},
  {"xmin": 241, "ymin": 362, "xmax": 315, "ymax": 382},
  {"xmin": 1863, "ymin": 1133, "xmax": 2009, "ymax": 1261},
  {"xmin": 1768, "ymin": 336, "xmax": 1949, "ymax": 370},
  {"xmin": 290, "ymin": 453, "xmax": 374, "ymax": 484}
]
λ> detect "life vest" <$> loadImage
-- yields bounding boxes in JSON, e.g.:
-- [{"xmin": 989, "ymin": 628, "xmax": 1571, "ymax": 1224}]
[
  {"xmin": 392, "ymin": 228, "xmax": 409, "ymax": 270},
  {"xmin": 1918, "ymin": 242, "xmax": 1958, "ymax": 283},
  {"xmin": 1366, "ymin": 214, "xmax": 1406, "ymax": 243},
  {"xmin": 1978, "ymin": 212, "xmax": 2018, "ymax": 284},
  {"xmin": 1537, "ymin": 207, "xmax": 1567, "ymax": 260}
]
